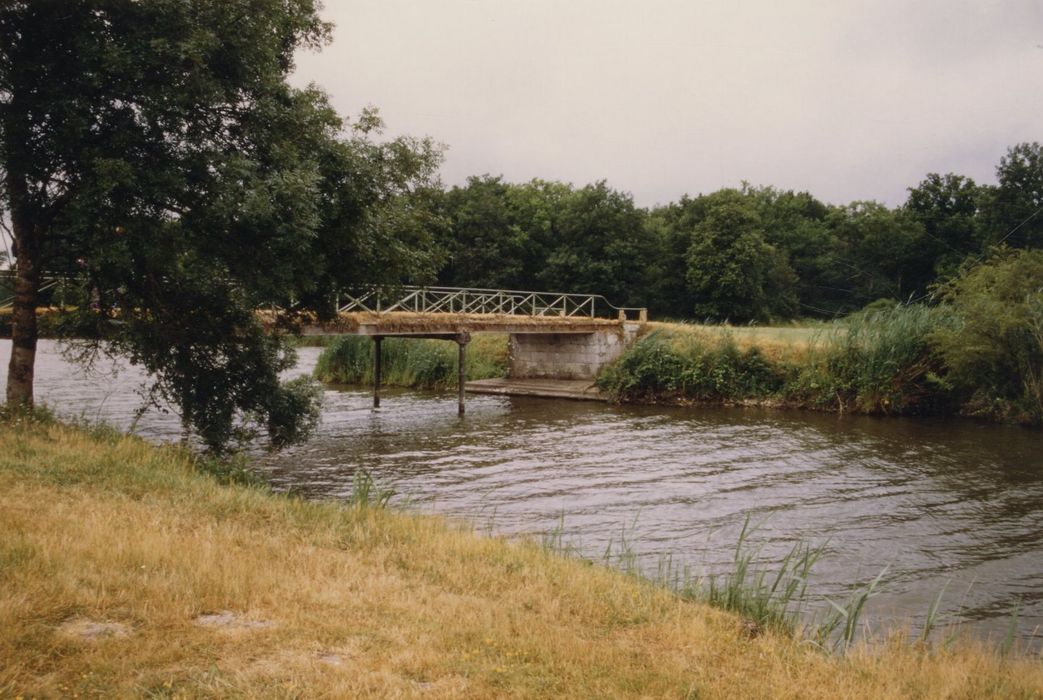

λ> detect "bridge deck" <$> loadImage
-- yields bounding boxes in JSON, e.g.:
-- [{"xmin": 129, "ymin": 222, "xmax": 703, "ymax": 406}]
[{"xmin": 298, "ymin": 311, "xmax": 627, "ymax": 337}]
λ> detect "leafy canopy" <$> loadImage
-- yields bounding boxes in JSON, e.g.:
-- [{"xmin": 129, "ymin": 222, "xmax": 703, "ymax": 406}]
[{"xmin": 1, "ymin": 0, "xmax": 443, "ymax": 450}]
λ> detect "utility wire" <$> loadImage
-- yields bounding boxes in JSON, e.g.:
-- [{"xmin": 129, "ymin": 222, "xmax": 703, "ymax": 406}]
[
  {"xmin": 994, "ymin": 201, "xmax": 1043, "ymax": 247},
  {"xmin": 897, "ymin": 202, "xmax": 1043, "ymax": 307}
]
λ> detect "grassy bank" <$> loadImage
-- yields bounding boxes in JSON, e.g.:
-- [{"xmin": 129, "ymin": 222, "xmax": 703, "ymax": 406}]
[
  {"xmin": 600, "ymin": 308, "xmax": 941, "ymax": 414},
  {"xmin": 2, "ymin": 417, "xmax": 1042, "ymax": 698},
  {"xmin": 314, "ymin": 334, "xmax": 508, "ymax": 389},
  {"xmin": 602, "ymin": 252, "xmax": 1043, "ymax": 426},
  {"xmin": 600, "ymin": 302, "xmax": 1039, "ymax": 426}
]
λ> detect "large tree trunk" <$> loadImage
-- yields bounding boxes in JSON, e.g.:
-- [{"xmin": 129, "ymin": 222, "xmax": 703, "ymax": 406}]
[{"xmin": 5, "ymin": 175, "xmax": 40, "ymax": 407}]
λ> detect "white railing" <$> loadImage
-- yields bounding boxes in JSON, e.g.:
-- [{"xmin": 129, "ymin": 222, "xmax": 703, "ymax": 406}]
[
  {"xmin": 336, "ymin": 285, "xmax": 646, "ymax": 321},
  {"xmin": 0, "ymin": 272, "xmax": 647, "ymax": 322}
]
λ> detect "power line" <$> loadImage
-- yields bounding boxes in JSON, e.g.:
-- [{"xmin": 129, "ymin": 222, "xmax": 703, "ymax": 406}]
[{"xmin": 994, "ymin": 202, "xmax": 1043, "ymax": 247}]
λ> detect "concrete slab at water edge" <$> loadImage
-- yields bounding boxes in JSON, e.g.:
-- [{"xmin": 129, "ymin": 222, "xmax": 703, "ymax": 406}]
[{"xmin": 465, "ymin": 378, "xmax": 606, "ymax": 401}]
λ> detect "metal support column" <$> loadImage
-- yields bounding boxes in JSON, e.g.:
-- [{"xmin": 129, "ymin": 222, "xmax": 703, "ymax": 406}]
[
  {"xmin": 457, "ymin": 333, "xmax": 469, "ymax": 416},
  {"xmin": 373, "ymin": 336, "xmax": 383, "ymax": 409}
]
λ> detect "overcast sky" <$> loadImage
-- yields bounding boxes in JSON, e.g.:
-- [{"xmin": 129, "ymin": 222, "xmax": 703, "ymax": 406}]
[{"xmin": 290, "ymin": 1, "xmax": 1043, "ymax": 208}]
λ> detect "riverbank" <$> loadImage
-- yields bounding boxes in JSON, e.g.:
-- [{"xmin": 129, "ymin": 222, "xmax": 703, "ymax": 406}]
[
  {"xmin": 2, "ymin": 417, "xmax": 1042, "ymax": 698},
  {"xmin": 600, "ymin": 305, "xmax": 1043, "ymax": 427}
]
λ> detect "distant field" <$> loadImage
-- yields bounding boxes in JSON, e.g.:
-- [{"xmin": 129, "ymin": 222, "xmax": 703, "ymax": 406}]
[{"xmin": 643, "ymin": 320, "xmax": 836, "ymax": 359}]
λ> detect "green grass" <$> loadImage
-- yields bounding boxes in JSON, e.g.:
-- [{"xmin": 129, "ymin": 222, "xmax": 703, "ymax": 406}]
[
  {"xmin": 313, "ymin": 334, "xmax": 508, "ymax": 389},
  {"xmin": 789, "ymin": 303, "xmax": 955, "ymax": 415}
]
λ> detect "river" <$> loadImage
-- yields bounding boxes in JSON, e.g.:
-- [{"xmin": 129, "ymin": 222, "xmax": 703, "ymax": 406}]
[{"xmin": 3, "ymin": 339, "xmax": 1042, "ymax": 648}]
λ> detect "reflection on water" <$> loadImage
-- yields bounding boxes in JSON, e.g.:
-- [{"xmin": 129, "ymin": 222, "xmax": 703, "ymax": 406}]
[{"xmin": 3, "ymin": 339, "xmax": 1042, "ymax": 645}]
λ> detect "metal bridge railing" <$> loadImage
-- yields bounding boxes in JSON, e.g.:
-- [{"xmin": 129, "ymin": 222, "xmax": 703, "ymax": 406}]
[
  {"xmin": 0, "ymin": 271, "xmax": 648, "ymax": 322},
  {"xmin": 337, "ymin": 286, "xmax": 647, "ymax": 321}
]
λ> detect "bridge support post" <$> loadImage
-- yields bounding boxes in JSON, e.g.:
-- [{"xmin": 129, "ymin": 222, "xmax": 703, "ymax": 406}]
[
  {"xmin": 373, "ymin": 336, "xmax": 383, "ymax": 409},
  {"xmin": 457, "ymin": 332, "xmax": 470, "ymax": 416}
]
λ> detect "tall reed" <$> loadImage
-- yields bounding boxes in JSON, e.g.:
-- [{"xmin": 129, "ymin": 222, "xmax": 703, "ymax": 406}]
[
  {"xmin": 598, "ymin": 306, "xmax": 976, "ymax": 420},
  {"xmin": 313, "ymin": 334, "xmax": 508, "ymax": 389},
  {"xmin": 795, "ymin": 304, "xmax": 954, "ymax": 415},
  {"xmin": 677, "ymin": 516, "xmax": 825, "ymax": 635}
]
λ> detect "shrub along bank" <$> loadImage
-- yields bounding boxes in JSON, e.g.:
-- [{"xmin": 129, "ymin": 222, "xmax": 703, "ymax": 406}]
[
  {"xmin": 598, "ymin": 250, "xmax": 1043, "ymax": 426},
  {"xmin": 2, "ymin": 414, "xmax": 1042, "ymax": 698}
]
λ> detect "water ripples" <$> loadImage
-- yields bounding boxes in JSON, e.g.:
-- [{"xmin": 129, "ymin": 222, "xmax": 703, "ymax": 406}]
[{"xmin": 3, "ymin": 340, "xmax": 1042, "ymax": 645}]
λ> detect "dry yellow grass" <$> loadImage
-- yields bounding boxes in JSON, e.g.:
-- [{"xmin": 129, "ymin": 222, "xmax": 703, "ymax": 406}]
[
  {"xmin": 1, "ymin": 421, "xmax": 1041, "ymax": 698},
  {"xmin": 643, "ymin": 320, "xmax": 834, "ymax": 362}
]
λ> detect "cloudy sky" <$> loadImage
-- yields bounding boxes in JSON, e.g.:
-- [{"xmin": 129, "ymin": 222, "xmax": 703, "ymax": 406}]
[
  {"xmin": 6, "ymin": 5, "xmax": 1034, "ymax": 269},
  {"xmin": 289, "ymin": 0, "xmax": 1038, "ymax": 208},
  {"xmin": 304, "ymin": 2, "xmax": 1034, "ymax": 207}
]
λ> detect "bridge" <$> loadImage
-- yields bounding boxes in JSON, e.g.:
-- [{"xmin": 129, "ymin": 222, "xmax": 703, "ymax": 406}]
[
  {"xmin": 1, "ymin": 274, "xmax": 648, "ymax": 414},
  {"xmin": 299, "ymin": 286, "xmax": 647, "ymax": 414}
]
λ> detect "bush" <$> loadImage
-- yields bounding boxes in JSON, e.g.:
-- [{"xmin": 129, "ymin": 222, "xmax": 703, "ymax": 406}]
[
  {"xmin": 798, "ymin": 304, "xmax": 953, "ymax": 414},
  {"xmin": 596, "ymin": 333, "xmax": 686, "ymax": 400},
  {"xmin": 676, "ymin": 336, "xmax": 785, "ymax": 400},
  {"xmin": 264, "ymin": 376, "xmax": 323, "ymax": 447},
  {"xmin": 596, "ymin": 331, "xmax": 786, "ymax": 402},
  {"xmin": 930, "ymin": 249, "xmax": 1043, "ymax": 423}
]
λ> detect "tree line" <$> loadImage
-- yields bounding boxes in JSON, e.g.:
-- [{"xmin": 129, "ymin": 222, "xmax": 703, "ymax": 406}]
[{"xmin": 427, "ymin": 143, "xmax": 1043, "ymax": 321}]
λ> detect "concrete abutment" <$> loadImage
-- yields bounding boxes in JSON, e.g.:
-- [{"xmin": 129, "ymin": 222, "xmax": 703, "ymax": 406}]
[{"xmin": 507, "ymin": 322, "xmax": 641, "ymax": 380}]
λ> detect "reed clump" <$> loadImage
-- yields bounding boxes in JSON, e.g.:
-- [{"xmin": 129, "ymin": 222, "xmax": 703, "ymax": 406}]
[
  {"xmin": 313, "ymin": 333, "xmax": 508, "ymax": 389},
  {"xmin": 601, "ymin": 251, "xmax": 1043, "ymax": 426},
  {"xmin": 599, "ymin": 306, "xmax": 956, "ymax": 416},
  {"xmin": 789, "ymin": 303, "xmax": 956, "ymax": 415}
]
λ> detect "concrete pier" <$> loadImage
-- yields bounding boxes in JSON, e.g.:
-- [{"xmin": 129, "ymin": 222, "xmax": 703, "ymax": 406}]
[
  {"xmin": 507, "ymin": 323, "xmax": 641, "ymax": 380},
  {"xmin": 301, "ymin": 310, "xmax": 645, "ymax": 413}
]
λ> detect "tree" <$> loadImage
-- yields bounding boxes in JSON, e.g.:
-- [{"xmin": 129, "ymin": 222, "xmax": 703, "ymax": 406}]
[
  {"xmin": 982, "ymin": 142, "xmax": 1043, "ymax": 249},
  {"xmin": 0, "ymin": 1, "xmax": 442, "ymax": 450},
  {"xmin": 903, "ymin": 173, "xmax": 984, "ymax": 288},
  {"xmin": 642, "ymin": 204, "xmax": 690, "ymax": 318},
  {"xmin": 684, "ymin": 190, "xmax": 797, "ymax": 322},
  {"xmin": 435, "ymin": 177, "xmax": 657, "ymax": 308},
  {"xmin": 435, "ymin": 175, "xmax": 533, "ymax": 289},
  {"xmin": 931, "ymin": 248, "xmax": 1043, "ymax": 422},
  {"xmin": 825, "ymin": 201, "xmax": 923, "ymax": 308},
  {"xmin": 536, "ymin": 181, "xmax": 655, "ymax": 307},
  {"xmin": 746, "ymin": 186, "xmax": 841, "ymax": 317}
]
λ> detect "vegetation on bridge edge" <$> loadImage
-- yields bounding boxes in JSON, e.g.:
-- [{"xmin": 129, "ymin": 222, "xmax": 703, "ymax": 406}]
[{"xmin": 2, "ymin": 413, "xmax": 1042, "ymax": 698}]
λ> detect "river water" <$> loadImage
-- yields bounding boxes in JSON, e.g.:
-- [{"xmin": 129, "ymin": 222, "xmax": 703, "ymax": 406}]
[{"xmin": 3, "ymin": 339, "xmax": 1042, "ymax": 647}]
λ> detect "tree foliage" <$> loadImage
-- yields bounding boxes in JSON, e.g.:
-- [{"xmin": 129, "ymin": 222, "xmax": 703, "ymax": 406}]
[
  {"xmin": 904, "ymin": 173, "xmax": 983, "ymax": 286},
  {"xmin": 436, "ymin": 178, "xmax": 654, "ymax": 307},
  {"xmin": 433, "ymin": 144, "xmax": 1043, "ymax": 324},
  {"xmin": 931, "ymin": 249, "xmax": 1043, "ymax": 422},
  {"xmin": 684, "ymin": 190, "xmax": 797, "ymax": 322},
  {"xmin": 983, "ymin": 142, "xmax": 1043, "ymax": 249},
  {"xmin": 1, "ymin": 0, "xmax": 442, "ymax": 451}
]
